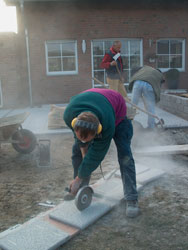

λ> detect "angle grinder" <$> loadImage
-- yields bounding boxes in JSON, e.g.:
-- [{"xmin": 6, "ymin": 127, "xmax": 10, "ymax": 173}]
[{"xmin": 75, "ymin": 186, "xmax": 94, "ymax": 211}]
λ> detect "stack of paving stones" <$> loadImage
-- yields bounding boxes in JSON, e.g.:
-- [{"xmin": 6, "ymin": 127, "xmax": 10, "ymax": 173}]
[
  {"xmin": 0, "ymin": 163, "xmax": 164, "ymax": 250},
  {"xmin": 159, "ymin": 92, "xmax": 188, "ymax": 121}
]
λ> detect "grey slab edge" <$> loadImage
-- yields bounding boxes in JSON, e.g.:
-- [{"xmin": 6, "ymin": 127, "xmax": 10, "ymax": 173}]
[{"xmin": 50, "ymin": 199, "xmax": 111, "ymax": 230}]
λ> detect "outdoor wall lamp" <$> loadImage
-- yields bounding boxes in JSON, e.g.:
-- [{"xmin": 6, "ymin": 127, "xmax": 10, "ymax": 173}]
[
  {"xmin": 82, "ymin": 40, "xmax": 86, "ymax": 53},
  {"xmin": 149, "ymin": 39, "xmax": 153, "ymax": 47}
]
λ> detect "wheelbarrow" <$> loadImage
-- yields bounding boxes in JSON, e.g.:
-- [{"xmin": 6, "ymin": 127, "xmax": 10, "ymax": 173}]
[{"xmin": 0, "ymin": 112, "xmax": 37, "ymax": 154}]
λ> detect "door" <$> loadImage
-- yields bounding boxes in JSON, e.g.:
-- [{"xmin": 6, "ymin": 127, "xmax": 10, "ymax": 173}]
[{"xmin": 91, "ymin": 39, "xmax": 143, "ymax": 89}]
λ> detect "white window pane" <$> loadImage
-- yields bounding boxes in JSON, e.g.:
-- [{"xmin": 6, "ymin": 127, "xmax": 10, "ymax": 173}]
[
  {"xmin": 62, "ymin": 43, "xmax": 75, "ymax": 56},
  {"xmin": 170, "ymin": 40, "xmax": 182, "ymax": 54},
  {"xmin": 157, "ymin": 55, "xmax": 169, "ymax": 68},
  {"xmin": 63, "ymin": 57, "xmax": 76, "ymax": 71},
  {"xmin": 130, "ymin": 55, "xmax": 140, "ymax": 68},
  {"xmin": 121, "ymin": 42, "xmax": 128, "ymax": 54},
  {"xmin": 170, "ymin": 55, "xmax": 182, "ymax": 68},
  {"xmin": 48, "ymin": 43, "xmax": 61, "ymax": 57},
  {"xmin": 93, "ymin": 41, "xmax": 103, "ymax": 55},
  {"xmin": 104, "ymin": 41, "xmax": 113, "ymax": 53},
  {"xmin": 122, "ymin": 55, "xmax": 129, "ymax": 69},
  {"xmin": 93, "ymin": 56, "xmax": 103, "ymax": 70},
  {"xmin": 48, "ymin": 57, "xmax": 61, "ymax": 72},
  {"xmin": 157, "ymin": 40, "xmax": 169, "ymax": 54},
  {"xmin": 130, "ymin": 41, "xmax": 140, "ymax": 55}
]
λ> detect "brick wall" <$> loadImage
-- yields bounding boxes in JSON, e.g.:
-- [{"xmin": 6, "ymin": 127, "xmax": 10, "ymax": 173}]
[
  {"xmin": 1, "ymin": 1, "xmax": 188, "ymax": 107},
  {"xmin": 0, "ymin": 32, "xmax": 30, "ymax": 108}
]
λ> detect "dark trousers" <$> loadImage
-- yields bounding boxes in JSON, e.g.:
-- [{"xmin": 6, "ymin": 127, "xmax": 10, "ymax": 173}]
[{"xmin": 72, "ymin": 117, "xmax": 138, "ymax": 201}]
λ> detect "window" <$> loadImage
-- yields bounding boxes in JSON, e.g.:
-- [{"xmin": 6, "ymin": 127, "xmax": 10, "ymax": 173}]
[
  {"xmin": 45, "ymin": 40, "xmax": 78, "ymax": 75},
  {"xmin": 156, "ymin": 39, "xmax": 185, "ymax": 71},
  {"xmin": 91, "ymin": 39, "xmax": 143, "ymax": 87}
]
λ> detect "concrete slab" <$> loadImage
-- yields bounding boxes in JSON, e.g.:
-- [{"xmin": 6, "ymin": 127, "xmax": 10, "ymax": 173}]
[
  {"xmin": 134, "ymin": 101, "xmax": 188, "ymax": 129},
  {"xmin": 134, "ymin": 144, "xmax": 188, "ymax": 156},
  {"xmin": 136, "ymin": 163, "xmax": 151, "ymax": 174},
  {"xmin": 136, "ymin": 168, "xmax": 165, "ymax": 185},
  {"xmin": 93, "ymin": 177, "xmax": 143, "ymax": 204},
  {"xmin": 93, "ymin": 177, "xmax": 124, "ymax": 203},
  {"xmin": 0, "ymin": 101, "xmax": 187, "ymax": 135},
  {"xmin": 0, "ymin": 219, "xmax": 69, "ymax": 250},
  {"xmin": 49, "ymin": 199, "xmax": 111, "ymax": 230},
  {"xmin": 0, "ymin": 166, "xmax": 164, "ymax": 250},
  {"xmin": 0, "ymin": 109, "xmax": 12, "ymax": 118}
]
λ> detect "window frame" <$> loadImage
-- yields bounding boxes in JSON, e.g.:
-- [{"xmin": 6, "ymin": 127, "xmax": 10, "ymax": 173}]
[
  {"xmin": 156, "ymin": 38, "xmax": 185, "ymax": 72},
  {"xmin": 91, "ymin": 38, "xmax": 143, "ymax": 88},
  {"xmin": 0, "ymin": 80, "xmax": 3, "ymax": 108},
  {"xmin": 45, "ymin": 40, "xmax": 78, "ymax": 76}
]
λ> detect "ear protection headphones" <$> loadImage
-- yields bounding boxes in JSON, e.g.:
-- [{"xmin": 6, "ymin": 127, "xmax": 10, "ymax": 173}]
[{"xmin": 71, "ymin": 118, "xmax": 102, "ymax": 134}]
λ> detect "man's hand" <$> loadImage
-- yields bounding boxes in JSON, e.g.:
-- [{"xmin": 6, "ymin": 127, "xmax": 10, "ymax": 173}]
[
  {"xmin": 70, "ymin": 176, "xmax": 82, "ymax": 195},
  {"xmin": 110, "ymin": 60, "xmax": 117, "ymax": 66}
]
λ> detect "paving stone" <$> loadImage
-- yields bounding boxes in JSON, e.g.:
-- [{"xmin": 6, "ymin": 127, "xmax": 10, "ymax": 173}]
[
  {"xmin": 134, "ymin": 144, "xmax": 188, "ymax": 156},
  {"xmin": 93, "ymin": 177, "xmax": 124, "ymax": 202},
  {"xmin": 0, "ymin": 219, "xmax": 69, "ymax": 250},
  {"xmin": 134, "ymin": 102, "xmax": 188, "ymax": 129},
  {"xmin": 49, "ymin": 199, "xmax": 111, "ymax": 230},
  {"xmin": 136, "ymin": 163, "xmax": 150, "ymax": 174},
  {"xmin": 93, "ymin": 177, "xmax": 143, "ymax": 204},
  {"xmin": 136, "ymin": 168, "xmax": 165, "ymax": 185}
]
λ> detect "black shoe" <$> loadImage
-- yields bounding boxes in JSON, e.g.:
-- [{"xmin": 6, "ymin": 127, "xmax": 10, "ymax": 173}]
[{"xmin": 126, "ymin": 200, "xmax": 140, "ymax": 218}]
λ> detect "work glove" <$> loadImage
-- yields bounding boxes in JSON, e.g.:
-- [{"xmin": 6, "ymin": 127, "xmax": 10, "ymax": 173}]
[{"xmin": 70, "ymin": 176, "xmax": 82, "ymax": 195}]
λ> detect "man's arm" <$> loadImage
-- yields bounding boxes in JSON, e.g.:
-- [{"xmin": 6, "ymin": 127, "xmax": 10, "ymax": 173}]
[
  {"xmin": 100, "ymin": 54, "xmax": 114, "ymax": 69},
  {"xmin": 80, "ymin": 145, "xmax": 88, "ymax": 158},
  {"xmin": 77, "ymin": 131, "xmax": 114, "ymax": 178}
]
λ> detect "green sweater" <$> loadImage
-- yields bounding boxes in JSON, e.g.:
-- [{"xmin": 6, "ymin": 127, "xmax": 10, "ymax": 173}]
[
  {"xmin": 129, "ymin": 65, "xmax": 163, "ymax": 103},
  {"xmin": 63, "ymin": 91, "xmax": 116, "ymax": 178}
]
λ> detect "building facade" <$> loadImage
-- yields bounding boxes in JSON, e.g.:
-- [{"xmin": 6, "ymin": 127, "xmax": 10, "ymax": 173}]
[{"xmin": 0, "ymin": 0, "xmax": 188, "ymax": 108}]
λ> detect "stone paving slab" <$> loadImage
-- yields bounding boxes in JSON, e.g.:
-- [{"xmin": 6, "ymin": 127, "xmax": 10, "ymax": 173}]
[
  {"xmin": 0, "ymin": 105, "xmax": 70, "ymax": 135},
  {"xmin": 134, "ymin": 102, "xmax": 188, "ymax": 128},
  {"xmin": 93, "ymin": 177, "xmax": 124, "ymax": 203},
  {"xmin": 0, "ymin": 219, "xmax": 69, "ymax": 250},
  {"xmin": 0, "ymin": 102, "xmax": 187, "ymax": 135},
  {"xmin": 136, "ymin": 163, "xmax": 151, "ymax": 174},
  {"xmin": 136, "ymin": 168, "xmax": 165, "ymax": 185},
  {"xmin": 49, "ymin": 198, "xmax": 111, "ymax": 230},
  {"xmin": 0, "ymin": 166, "xmax": 165, "ymax": 250},
  {"xmin": 134, "ymin": 144, "xmax": 188, "ymax": 156}
]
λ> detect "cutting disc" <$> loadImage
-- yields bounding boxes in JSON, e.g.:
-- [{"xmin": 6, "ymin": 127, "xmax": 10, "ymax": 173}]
[{"xmin": 75, "ymin": 186, "xmax": 93, "ymax": 211}]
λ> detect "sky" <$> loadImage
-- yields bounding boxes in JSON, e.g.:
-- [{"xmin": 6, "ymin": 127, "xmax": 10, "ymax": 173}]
[{"xmin": 0, "ymin": 0, "xmax": 17, "ymax": 33}]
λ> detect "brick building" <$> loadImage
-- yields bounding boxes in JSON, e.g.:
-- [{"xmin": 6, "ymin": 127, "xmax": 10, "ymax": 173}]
[{"xmin": 0, "ymin": 0, "xmax": 188, "ymax": 108}]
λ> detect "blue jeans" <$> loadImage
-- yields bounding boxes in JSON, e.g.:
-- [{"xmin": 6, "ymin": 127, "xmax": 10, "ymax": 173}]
[
  {"xmin": 72, "ymin": 117, "xmax": 138, "ymax": 201},
  {"xmin": 132, "ymin": 80, "xmax": 156, "ymax": 129}
]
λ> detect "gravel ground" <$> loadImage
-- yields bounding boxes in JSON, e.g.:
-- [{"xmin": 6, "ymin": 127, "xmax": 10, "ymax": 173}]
[{"xmin": 0, "ymin": 127, "xmax": 188, "ymax": 250}]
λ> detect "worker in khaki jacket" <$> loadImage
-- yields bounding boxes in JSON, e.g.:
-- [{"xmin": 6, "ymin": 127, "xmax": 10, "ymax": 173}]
[
  {"xmin": 63, "ymin": 88, "xmax": 140, "ymax": 218},
  {"xmin": 129, "ymin": 65, "xmax": 165, "ymax": 130}
]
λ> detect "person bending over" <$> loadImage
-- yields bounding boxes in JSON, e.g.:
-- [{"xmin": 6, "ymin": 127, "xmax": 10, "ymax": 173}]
[{"xmin": 63, "ymin": 88, "xmax": 140, "ymax": 218}]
